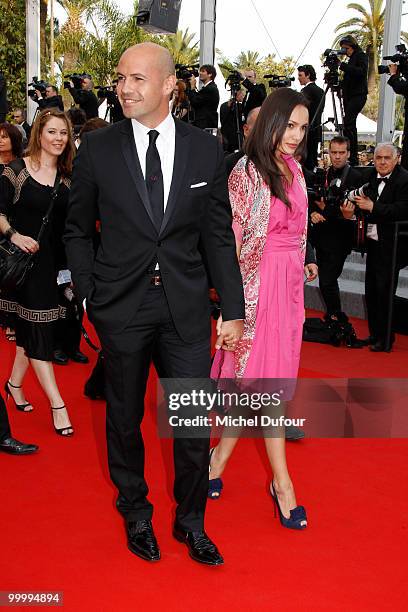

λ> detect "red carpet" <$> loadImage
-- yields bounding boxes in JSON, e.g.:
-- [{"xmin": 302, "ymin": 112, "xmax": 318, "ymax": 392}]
[{"xmin": 1, "ymin": 312, "xmax": 407, "ymax": 611}]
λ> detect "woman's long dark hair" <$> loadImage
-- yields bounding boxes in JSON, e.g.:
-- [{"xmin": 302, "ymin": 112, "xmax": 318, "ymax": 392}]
[{"xmin": 244, "ymin": 88, "xmax": 308, "ymax": 207}]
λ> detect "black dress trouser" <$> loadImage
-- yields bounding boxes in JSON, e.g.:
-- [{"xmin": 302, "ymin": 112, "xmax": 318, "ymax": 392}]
[
  {"xmin": 0, "ymin": 394, "xmax": 11, "ymax": 442},
  {"xmin": 98, "ymin": 283, "xmax": 211, "ymax": 532},
  {"xmin": 365, "ymin": 238, "xmax": 408, "ymax": 344},
  {"xmin": 314, "ymin": 225, "xmax": 352, "ymax": 315},
  {"xmin": 343, "ymin": 94, "xmax": 367, "ymax": 165}
]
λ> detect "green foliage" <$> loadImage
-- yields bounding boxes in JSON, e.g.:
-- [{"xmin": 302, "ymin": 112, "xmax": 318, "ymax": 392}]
[
  {"xmin": 0, "ymin": 0, "xmax": 26, "ymax": 112},
  {"xmin": 218, "ymin": 49, "xmax": 295, "ymax": 91}
]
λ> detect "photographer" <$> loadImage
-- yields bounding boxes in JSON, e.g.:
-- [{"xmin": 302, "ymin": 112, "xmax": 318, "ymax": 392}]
[
  {"xmin": 220, "ymin": 88, "xmax": 245, "ymax": 152},
  {"xmin": 342, "ymin": 143, "xmax": 408, "ymax": 351},
  {"xmin": 310, "ymin": 136, "xmax": 362, "ymax": 326},
  {"xmin": 0, "ymin": 71, "xmax": 7, "ymax": 123},
  {"xmin": 339, "ymin": 35, "xmax": 368, "ymax": 166},
  {"xmin": 387, "ymin": 63, "xmax": 408, "ymax": 169},
  {"xmin": 239, "ymin": 69, "xmax": 267, "ymax": 119},
  {"xmin": 186, "ymin": 64, "xmax": 219, "ymax": 130},
  {"xmin": 96, "ymin": 83, "xmax": 124, "ymax": 123},
  {"xmin": 298, "ymin": 65, "xmax": 324, "ymax": 170},
  {"xmin": 34, "ymin": 84, "xmax": 64, "ymax": 111},
  {"xmin": 67, "ymin": 75, "xmax": 98, "ymax": 120}
]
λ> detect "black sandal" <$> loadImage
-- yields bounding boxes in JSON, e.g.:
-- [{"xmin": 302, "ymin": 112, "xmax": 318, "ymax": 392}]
[
  {"xmin": 51, "ymin": 406, "xmax": 74, "ymax": 437},
  {"xmin": 4, "ymin": 381, "xmax": 34, "ymax": 412}
]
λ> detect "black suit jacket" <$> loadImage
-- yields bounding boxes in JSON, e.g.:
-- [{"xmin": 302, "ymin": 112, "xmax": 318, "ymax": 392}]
[
  {"xmin": 365, "ymin": 164, "xmax": 408, "ymax": 256},
  {"xmin": 340, "ymin": 49, "xmax": 368, "ymax": 99},
  {"xmin": 302, "ymin": 82, "xmax": 324, "ymax": 128},
  {"xmin": 68, "ymin": 88, "xmax": 99, "ymax": 119},
  {"xmin": 64, "ymin": 118, "xmax": 244, "ymax": 340},
  {"xmin": 187, "ymin": 81, "xmax": 219, "ymax": 129},
  {"xmin": 242, "ymin": 79, "xmax": 267, "ymax": 119},
  {"xmin": 38, "ymin": 95, "xmax": 64, "ymax": 112}
]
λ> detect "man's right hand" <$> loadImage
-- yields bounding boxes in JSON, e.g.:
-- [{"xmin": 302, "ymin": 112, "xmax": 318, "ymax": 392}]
[
  {"xmin": 10, "ymin": 232, "xmax": 39, "ymax": 253},
  {"xmin": 310, "ymin": 212, "xmax": 326, "ymax": 224},
  {"xmin": 340, "ymin": 200, "xmax": 355, "ymax": 219},
  {"xmin": 215, "ymin": 318, "xmax": 244, "ymax": 351}
]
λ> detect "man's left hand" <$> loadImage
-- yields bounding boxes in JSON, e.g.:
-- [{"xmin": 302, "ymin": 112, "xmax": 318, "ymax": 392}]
[
  {"xmin": 304, "ymin": 264, "xmax": 318, "ymax": 282},
  {"xmin": 215, "ymin": 319, "xmax": 244, "ymax": 351},
  {"xmin": 354, "ymin": 195, "xmax": 374, "ymax": 212}
]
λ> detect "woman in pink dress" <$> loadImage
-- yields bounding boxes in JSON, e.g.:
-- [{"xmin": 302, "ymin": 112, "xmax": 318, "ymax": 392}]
[{"xmin": 210, "ymin": 88, "xmax": 317, "ymax": 529}]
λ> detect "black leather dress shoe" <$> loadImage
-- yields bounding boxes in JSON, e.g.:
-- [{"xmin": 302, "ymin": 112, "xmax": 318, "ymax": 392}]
[
  {"xmin": 173, "ymin": 523, "xmax": 224, "ymax": 566},
  {"xmin": 285, "ymin": 425, "xmax": 305, "ymax": 441},
  {"xmin": 53, "ymin": 350, "xmax": 69, "ymax": 365},
  {"xmin": 0, "ymin": 437, "xmax": 39, "ymax": 455},
  {"xmin": 126, "ymin": 520, "xmax": 160, "ymax": 561},
  {"xmin": 67, "ymin": 350, "xmax": 89, "ymax": 364},
  {"xmin": 370, "ymin": 342, "xmax": 391, "ymax": 353}
]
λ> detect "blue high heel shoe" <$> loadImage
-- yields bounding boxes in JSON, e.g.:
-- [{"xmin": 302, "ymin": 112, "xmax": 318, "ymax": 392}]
[
  {"xmin": 270, "ymin": 482, "xmax": 307, "ymax": 530},
  {"xmin": 208, "ymin": 448, "xmax": 223, "ymax": 500}
]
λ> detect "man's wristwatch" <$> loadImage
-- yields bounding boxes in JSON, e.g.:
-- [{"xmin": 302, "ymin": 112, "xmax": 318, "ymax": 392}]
[{"xmin": 4, "ymin": 226, "xmax": 17, "ymax": 240}]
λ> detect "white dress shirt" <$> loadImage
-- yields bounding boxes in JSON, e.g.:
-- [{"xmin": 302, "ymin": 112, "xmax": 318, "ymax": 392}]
[
  {"xmin": 367, "ymin": 173, "xmax": 391, "ymax": 241},
  {"xmin": 131, "ymin": 113, "xmax": 176, "ymax": 211}
]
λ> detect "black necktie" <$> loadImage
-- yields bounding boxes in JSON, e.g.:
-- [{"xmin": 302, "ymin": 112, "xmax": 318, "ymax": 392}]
[
  {"xmin": 376, "ymin": 177, "xmax": 388, "ymax": 185},
  {"xmin": 146, "ymin": 130, "xmax": 164, "ymax": 231}
]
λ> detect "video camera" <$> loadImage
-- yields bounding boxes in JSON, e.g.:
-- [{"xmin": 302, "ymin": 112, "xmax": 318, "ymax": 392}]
[
  {"xmin": 264, "ymin": 74, "xmax": 294, "ymax": 88},
  {"xmin": 175, "ymin": 64, "xmax": 199, "ymax": 83},
  {"xmin": 95, "ymin": 85, "xmax": 117, "ymax": 105},
  {"xmin": 378, "ymin": 44, "xmax": 408, "ymax": 77},
  {"xmin": 63, "ymin": 73, "xmax": 89, "ymax": 89},
  {"xmin": 322, "ymin": 48, "xmax": 346, "ymax": 88},
  {"xmin": 28, "ymin": 77, "xmax": 48, "ymax": 99},
  {"xmin": 225, "ymin": 70, "xmax": 243, "ymax": 93}
]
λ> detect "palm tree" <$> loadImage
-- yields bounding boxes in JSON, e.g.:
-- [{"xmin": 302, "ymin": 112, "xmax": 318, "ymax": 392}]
[
  {"xmin": 161, "ymin": 28, "xmax": 199, "ymax": 66},
  {"xmin": 333, "ymin": 0, "xmax": 385, "ymax": 92},
  {"xmin": 234, "ymin": 50, "xmax": 262, "ymax": 70}
]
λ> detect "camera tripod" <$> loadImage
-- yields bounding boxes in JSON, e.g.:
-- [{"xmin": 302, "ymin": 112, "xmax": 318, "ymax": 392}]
[{"xmin": 310, "ymin": 81, "xmax": 345, "ymax": 156}]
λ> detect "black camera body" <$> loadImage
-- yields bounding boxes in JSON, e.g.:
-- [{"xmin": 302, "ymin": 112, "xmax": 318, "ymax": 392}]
[
  {"xmin": 96, "ymin": 85, "xmax": 117, "ymax": 105},
  {"xmin": 264, "ymin": 74, "xmax": 294, "ymax": 88},
  {"xmin": 378, "ymin": 44, "xmax": 408, "ymax": 77},
  {"xmin": 308, "ymin": 167, "xmax": 350, "ymax": 211},
  {"xmin": 64, "ymin": 73, "xmax": 89, "ymax": 89},
  {"xmin": 175, "ymin": 64, "xmax": 199, "ymax": 84},
  {"xmin": 322, "ymin": 48, "xmax": 346, "ymax": 88},
  {"xmin": 225, "ymin": 70, "xmax": 243, "ymax": 93},
  {"xmin": 28, "ymin": 76, "xmax": 47, "ymax": 99}
]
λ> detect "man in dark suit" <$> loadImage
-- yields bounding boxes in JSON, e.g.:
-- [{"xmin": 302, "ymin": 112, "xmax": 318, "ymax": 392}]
[
  {"xmin": 0, "ymin": 393, "xmax": 38, "ymax": 455},
  {"xmin": 240, "ymin": 69, "xmax": 267, "ymax": 120},
  {"xmin": 339, "ymin": 35, "xmax": 368, "ymax": 166},
  {"xmin": 0, "ymin": 71, "xmax": 8, "ymax": 123},
  {"xmin": 12, "ymin": 108, "xmax": 31, "ymax": 142},
  {"xmin": 298, "ymin": 65, "xmax": 324, "ymax": 170},
  {"xmin": 64, "ymin": 43, "xmax": 244, "ymax": 565},
  {"xmin": 310, "ymin": 136, "xmax": 362, "ymax": 323},
  {"xmin": 220, "ymin": 88, "xmax": 245, "ymax": 152},
  {"xmin": 187, "ymin": 64, "xmax": 219, "ymax": 130},
  {"xmin": 387, "ymin": 63, "xmax": 408, "ymax": 170},
  {"xmin": 342, "ymin": 143, "xmax": 408, "ymax": 351}
]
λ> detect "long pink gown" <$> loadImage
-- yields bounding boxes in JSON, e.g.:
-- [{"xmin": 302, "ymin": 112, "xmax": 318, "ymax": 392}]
[{"xmin": 211, "ymin": 157, "xmax": 307, "ymax": 381}]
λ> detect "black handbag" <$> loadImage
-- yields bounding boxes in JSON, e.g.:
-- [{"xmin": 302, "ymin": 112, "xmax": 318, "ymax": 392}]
[{"xmin": 0, "ymin": 174, "xmax": 60, "ymax": 291}]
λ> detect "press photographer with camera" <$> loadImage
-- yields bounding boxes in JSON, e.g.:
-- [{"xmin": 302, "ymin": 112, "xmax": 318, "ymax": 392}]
[
  {"xmin": 66, "ymin": 74, "xmax": 98, "ymax": 120},
  {"xmin": 95, "ymin": 82, "xmax": 124, "ymax": 123},
  {"xmin": 33, "ymin": 84, "xmax": 64, "ymax": 112},
  {"xmin": 239, "ymin": 69, "xmax": 267, "ymax": 119},
  {"xmin": 220, "ymin": 88, "xmax": 245, "ymax": 152},
  {"xmin": 186, "ymin": 64, "xmax": 219, "ymax": 130},
  {"xmin": 309, "ymin": 136, "xmax": 363, "ymax": 332},
  {"xmin": 298, "ymin": 64, "xmax": 324, "ymax": 170},
  {"xmin": 338, "ymin": 35, "xmax": 368, "ymax": 166},
  {"xmin": 341, "ymin": 143, "xmax": 408, "ymax": 351}
]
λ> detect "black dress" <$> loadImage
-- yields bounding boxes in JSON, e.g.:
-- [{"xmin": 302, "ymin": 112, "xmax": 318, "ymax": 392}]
[{"xmin": 0, "ymin": 159, "xmax": 70, "ymax": 360}]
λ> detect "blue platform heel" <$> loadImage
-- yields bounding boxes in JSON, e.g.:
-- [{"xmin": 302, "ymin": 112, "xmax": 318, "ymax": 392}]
[
  {"xmin": 270, "ymin": 482, "xmax": 307, "ymax": 530},
  {"xmin": 208, "ymin": 448, "xmax": 223, "ymax": 499}
]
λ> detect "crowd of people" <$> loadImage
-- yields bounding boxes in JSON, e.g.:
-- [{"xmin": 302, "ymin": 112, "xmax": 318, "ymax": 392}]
[{"xmin": 1, "ymin": 37, "xmax": 408, "ymax": 566}]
